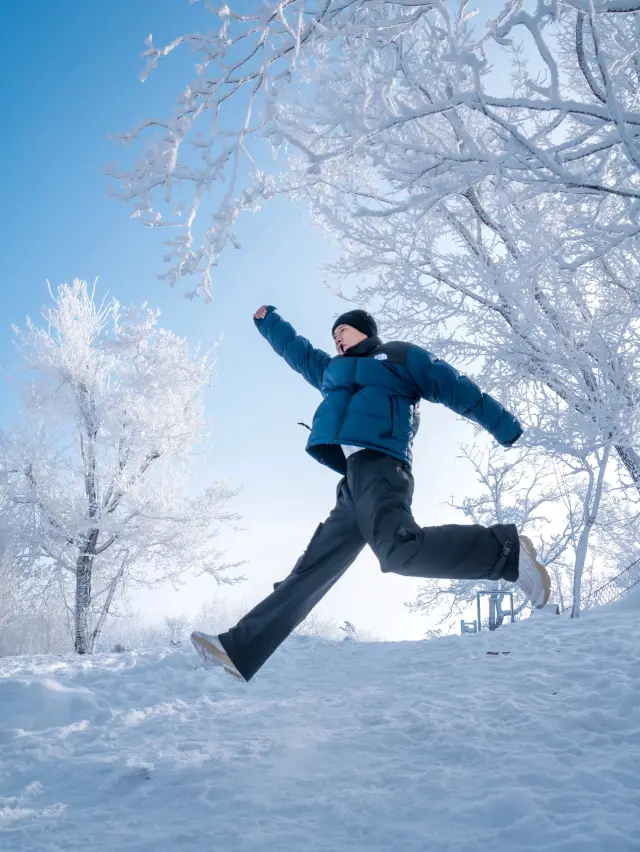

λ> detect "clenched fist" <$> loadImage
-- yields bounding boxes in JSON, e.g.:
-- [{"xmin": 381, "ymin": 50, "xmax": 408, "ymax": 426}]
[{"xmin": 254, "ymin": 305, "xmax": 269, "ymax": 320}]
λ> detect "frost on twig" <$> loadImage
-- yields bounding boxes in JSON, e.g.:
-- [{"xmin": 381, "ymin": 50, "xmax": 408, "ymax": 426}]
[{"xmin": 109, "ymin": 1, "xmax": 640, "ymax": 299}]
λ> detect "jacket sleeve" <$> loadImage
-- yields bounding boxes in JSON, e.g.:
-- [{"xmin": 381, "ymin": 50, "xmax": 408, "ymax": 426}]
[
  {"xmin": 254, "ymin": 306, "xmax": 331, "ymax": 391},
  {"xmin": 405, "ymin": 345, "xmax": 523, "ymax": 447}
]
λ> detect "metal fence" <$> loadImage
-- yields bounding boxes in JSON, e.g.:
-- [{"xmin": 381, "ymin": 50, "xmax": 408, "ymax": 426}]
[
  {"xmin": 461, "ymin": 557, "xmax": 640, "ymax": 633},
  {"xmin": 560, "ymin": 557, "xmax": 640, "ymax": 614}
]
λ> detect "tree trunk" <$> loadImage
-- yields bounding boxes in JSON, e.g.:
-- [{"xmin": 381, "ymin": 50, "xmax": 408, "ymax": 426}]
[
  {"xmin": 90, "ymin": 561, "xmax": 128, "ymax": 653},
  {"xmin": 74, "ymin": 555, "xmax": 92, "ymax": 654},
  {"xmin": 74, "ymin": 529, "xmax": 99, "ymax": 654},
  {"xmin": 572, "ymin": 527, "xmax": 589, "ymax": 620},
  {"xmin": 572, "ymin": 447, "xmax": 610, "ymax": 618}
]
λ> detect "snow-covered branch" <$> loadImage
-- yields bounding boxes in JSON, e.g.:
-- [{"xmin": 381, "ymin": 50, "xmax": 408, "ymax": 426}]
[{"xmin": 110, "ymin": 1, "xmax": 640, "ymax": 297}]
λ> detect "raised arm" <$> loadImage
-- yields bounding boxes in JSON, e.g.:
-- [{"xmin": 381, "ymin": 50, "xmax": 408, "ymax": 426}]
[
  {"xmin": 254, "ymin": 305, "xmax": 331, "ymax": 391},
  {"xmin": 405, "ymin": 345, "xmax": 522, "ymax": 447}
]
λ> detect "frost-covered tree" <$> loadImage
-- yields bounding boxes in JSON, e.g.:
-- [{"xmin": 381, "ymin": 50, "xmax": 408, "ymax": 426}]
[
  {"xmin": 110, "ymin": 0, "xmax": 640, "ymax": 490},
  {"xmin": 556, "ymin": 446, "xmax": 611, "ymax": 617},
  {"xmin": 109, "ymin": 1, "xmax": 640, "ymax": 291},
  {"xmin": 407, "ymin": 444, "xmax": 571, "ymax": 631},
  {"xmin": 0, "ymin": 579, "xmax": 70, "ymax": 657},
  {"xmin": 0, "ymin": 549, "xmax": 23, "ymax": 651},
  {"xmin": 0, "ymin": 502, "xmax": 71, "ymax": 657},
  {"xmin": 339, "ymin": 620, "xmax": 358, "ymax": 641},
  {"xmin": 0, "ymin": 484, "xmax": 19, "ymax": 638},
  {"xmin": 165, "ymin": 614, "xmax": 190, "ymax": 646},
  {"xmin": 0, "ymin": 464, "xmax": 66, "ymax": 655},
  {"xmin": 4, "ymin": 280, "xmax": 241, "ymax": 655},
  {"xmin": 409, "ymin": 431, "xmax": 614, "ymax": 628}
]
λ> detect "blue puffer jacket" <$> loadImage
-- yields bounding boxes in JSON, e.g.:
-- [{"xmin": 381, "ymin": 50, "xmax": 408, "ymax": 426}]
[{"xmin": 256, "ymin": 307, "xmax": 522, "ymax": 475}]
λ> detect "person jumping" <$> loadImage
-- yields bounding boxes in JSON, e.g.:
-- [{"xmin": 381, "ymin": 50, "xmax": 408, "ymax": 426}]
[{"xmin": 191, "ymin": 306, "xmax": 551, "ymax": 681}]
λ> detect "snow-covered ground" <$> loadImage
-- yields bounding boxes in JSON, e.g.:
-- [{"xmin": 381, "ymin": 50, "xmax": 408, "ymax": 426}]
[{"xmin": 1, "ymin": 597, "xmax": 639, "ymax": 852}]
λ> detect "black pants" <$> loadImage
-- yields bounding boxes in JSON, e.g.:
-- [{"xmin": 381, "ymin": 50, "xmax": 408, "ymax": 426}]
[{"xmin": 219, "ymin": 450, "xmax": 519, "ymax": 681}]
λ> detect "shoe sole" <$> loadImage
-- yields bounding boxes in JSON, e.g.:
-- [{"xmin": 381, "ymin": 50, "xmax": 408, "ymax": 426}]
[
  {"xmin": 190, "ymin": 631, "xmax": 245, "ymax": 681},
  {"xmin": 520, "ymin": 536, "xmax": 552, "ymax": 609},
  {"xmin": 537, "ymin": 563, "xmax": 552, "ymax": 609}
]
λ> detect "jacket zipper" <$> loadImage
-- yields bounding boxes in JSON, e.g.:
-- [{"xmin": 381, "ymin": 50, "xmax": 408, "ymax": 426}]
[
  {"xmin": 333, "ymin": 359, "xmax": 357, "ymax": 441},
  {"xmin": 381, "ymin": 395, "xmax": 396, "ymax": 437}
]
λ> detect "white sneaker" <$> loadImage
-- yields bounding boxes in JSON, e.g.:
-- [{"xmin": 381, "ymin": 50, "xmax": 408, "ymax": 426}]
[
  {"xmin": 517, "ymin": 536, "xmax": 551, "ymax": 609},
  {"xmin": 190, "ymin": 631, "xmax": 245, "ymax": 681}
]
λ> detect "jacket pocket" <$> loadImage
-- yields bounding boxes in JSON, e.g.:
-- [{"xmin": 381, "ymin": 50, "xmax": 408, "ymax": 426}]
[{"xmin": 381, "ymin": 396, "xmax": 396, "ymax": 438}]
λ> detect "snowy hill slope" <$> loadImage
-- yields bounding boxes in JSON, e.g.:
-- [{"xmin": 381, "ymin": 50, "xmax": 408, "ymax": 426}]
[{"xmin": 1, "ymin": 600, "xmax": 639, "ymax": 852}]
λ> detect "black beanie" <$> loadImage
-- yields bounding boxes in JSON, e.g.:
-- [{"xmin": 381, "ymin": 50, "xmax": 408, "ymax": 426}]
[{"xmin": 332, "ymin": 309, "xmax": 378, "ymax": 339}]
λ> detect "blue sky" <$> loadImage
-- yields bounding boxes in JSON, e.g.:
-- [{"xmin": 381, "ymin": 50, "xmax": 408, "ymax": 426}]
[{"xmin": 1, "ymin": 1, "xmax": 487, "ymax": 641}]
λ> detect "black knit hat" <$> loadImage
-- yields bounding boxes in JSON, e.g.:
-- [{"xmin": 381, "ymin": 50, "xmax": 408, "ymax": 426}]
[{"xmin": 332, "ymin": 309, "xmax": 378, "ymax": 339}]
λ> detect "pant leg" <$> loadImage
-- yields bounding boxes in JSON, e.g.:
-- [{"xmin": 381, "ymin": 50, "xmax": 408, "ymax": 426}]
[
  {"xmin": 348, "ymin": 450, "xmax": 519, "ymax": 582},
  {"xmin": 218, "ymin": 479, "xmax": 365, "ymax": 681}
]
